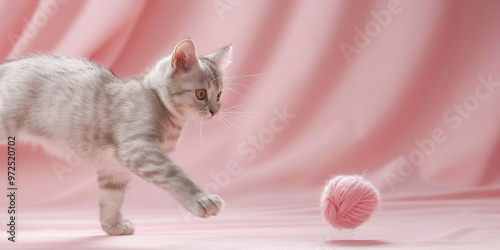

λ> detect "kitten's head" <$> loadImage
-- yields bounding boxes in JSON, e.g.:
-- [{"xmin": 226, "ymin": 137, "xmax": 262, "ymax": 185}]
[{"xmin": 158, "ymin": 39, "xmax": 232, "ymax": 121}]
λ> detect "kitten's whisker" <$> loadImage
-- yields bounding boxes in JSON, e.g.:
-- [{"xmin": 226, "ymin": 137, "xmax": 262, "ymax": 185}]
[
  {"xmin": 225, "ymin": 87, "xmax": 250, "ymax": 99},
  {"xmin": 223, "ymin": 50, "xmax": 252, "ymax": 78},
  {"xmin": 220, "ymin": 115, "xmax": 254, "ymax": 139},
  {"xmin": 221, "ymin": 112, "xmax": 259, "ymax": 123},
  {"xmin": 220, "ymin": 116, "xmax": 253, "ymax": 140},
  {"xmin": 198, "ymin": 117, "xmax": 205, "ymax": 146},
  {"xmin": 186, "ymin": 111, "xmax": 202, "ymax": 124},
  {"xmin": 225, "ymin": 82, "xmax": 261, "ymax": 94},
  {"xmin": 224, "ymin": 72, "xmax": 266, "ymax": 82},
  {"xmin": 218, "ymin": 115, "xmax": 240, "ymax": 144},
  {"xmin": 222, "ymin": 111, "xmax": 262, "ymax": 114},
  {"xmin": 221, "ymin": 104, "xmax": 243, "ymax": 112},
  {"xmin": 191, "ymin": 109, "xmax": 206, "ymax": 146},
  {"xmin": 218, "ymin": 119, "xmax": 239, "ymax": 154}
]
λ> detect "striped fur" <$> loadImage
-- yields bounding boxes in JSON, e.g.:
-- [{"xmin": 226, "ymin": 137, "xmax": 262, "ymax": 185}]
[{"xmin": 0, "ymin": 39, "xmax": 232, "ymax": 235}]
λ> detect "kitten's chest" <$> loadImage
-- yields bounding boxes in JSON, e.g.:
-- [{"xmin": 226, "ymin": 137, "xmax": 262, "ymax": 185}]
[{"xmin": 159, "ymin": 121, "xmax": 183, "ymax": 153}]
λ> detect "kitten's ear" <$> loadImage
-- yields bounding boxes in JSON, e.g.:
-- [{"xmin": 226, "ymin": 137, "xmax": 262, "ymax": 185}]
[
  {"xmin": 171, "ymin": 39, "xmax": 199, "ymax": 73},
  {"xmin": 208, "ymin": 44, "xmax": 232, "ymax": 72}
]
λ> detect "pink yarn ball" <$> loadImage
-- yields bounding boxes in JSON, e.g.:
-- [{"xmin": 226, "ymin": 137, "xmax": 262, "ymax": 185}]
[{"xmin": 320, "ymin": 175, "xmax": 379, "ymax": 229}]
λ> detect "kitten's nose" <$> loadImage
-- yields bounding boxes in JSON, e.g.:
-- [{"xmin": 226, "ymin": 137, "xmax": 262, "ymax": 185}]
[{"xmin": 210, "ymin": 110, "xmax": 217, "ymax": 116}]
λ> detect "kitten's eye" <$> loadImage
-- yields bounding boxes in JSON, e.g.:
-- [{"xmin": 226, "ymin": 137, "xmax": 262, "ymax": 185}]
[
  {"xmin": 217, "ymin": 91, "xmax": 222, "ymax": 102},
  {"xmin": 195, "ymin": 89, "xmax": 207, "ymax": 100}
]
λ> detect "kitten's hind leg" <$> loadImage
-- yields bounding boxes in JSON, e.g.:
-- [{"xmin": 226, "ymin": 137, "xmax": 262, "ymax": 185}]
[{"xmin": 97, "ymin": 164, "xmax": 134, "ymax": 235}]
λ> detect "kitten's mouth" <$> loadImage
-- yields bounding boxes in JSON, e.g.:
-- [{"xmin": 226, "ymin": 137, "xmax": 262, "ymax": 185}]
[
  {"xmin": 204, "ymin": 113, "xmax": 214, "ymax": 120},
  {"xmin": 201, "ymin": 109, "xmax": 217, "ymax": 120},
  {"xmin": 199, "ymin": 111, "xmax": 212, "ymax": 120}
]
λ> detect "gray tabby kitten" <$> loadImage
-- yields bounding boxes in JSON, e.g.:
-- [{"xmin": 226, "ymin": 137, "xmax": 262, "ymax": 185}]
[{"xmin": 0, "ymin": 39, "xmax": 231, "ymax": 235}]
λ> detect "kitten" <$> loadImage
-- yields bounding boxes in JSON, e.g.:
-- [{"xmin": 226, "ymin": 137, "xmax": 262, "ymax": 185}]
[{"xmin": 0, "ymin": 39, "xmax": 231, "ymax": 235}]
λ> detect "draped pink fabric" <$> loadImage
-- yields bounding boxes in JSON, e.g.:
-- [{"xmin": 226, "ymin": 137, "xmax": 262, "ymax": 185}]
[{"xmin": 1, "ymin": 0, "xmax": 499, "ymax": 249}]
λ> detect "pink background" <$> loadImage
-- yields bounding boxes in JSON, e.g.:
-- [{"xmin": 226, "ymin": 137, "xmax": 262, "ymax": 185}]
[{"xmin": 1, "ymin": 0, "xmax": 499, "ymax": 249}]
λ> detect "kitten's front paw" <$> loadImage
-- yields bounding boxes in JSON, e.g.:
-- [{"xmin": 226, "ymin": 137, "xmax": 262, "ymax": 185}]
[
  {"xmin": 190, "ymin": 194, "xmax": 224, "ymax": 218},
  {"xmin": 102, "ymin": 219, "xmax": 135, "ymax": 235}
]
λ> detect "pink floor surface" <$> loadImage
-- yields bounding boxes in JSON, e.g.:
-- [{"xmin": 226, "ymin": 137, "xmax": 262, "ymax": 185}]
[{"xmin": 6, "ymin": 187, "xmax": 500, "ymax": 250}]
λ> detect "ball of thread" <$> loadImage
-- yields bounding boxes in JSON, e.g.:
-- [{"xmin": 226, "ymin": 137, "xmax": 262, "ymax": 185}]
[{"xmin": 320, "ymin": 175, "xmax": 379, "ymax": 229}]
